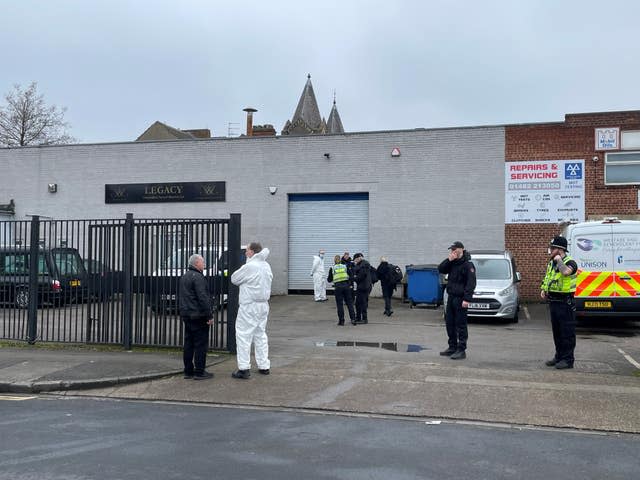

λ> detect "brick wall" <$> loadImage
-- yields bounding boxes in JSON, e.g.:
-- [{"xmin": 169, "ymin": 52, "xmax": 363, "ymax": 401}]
[{"xmin": 506, "ymin": 111, "xmax": 640, "ymax": 300}]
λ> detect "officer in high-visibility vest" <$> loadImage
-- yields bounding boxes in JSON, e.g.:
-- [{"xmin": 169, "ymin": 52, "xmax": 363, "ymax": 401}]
[
  {"xmin": 540, "ymin": 236, "xmax": 578, "ymax": 369},
  {"xmin": 327, "ymin": 255, "xmax": 357, "ymax": 326}
]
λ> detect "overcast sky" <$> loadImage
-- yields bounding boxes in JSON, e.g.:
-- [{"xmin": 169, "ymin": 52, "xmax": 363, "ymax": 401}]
[{"xmin": 2, "ymin": 0, "xmax": 639, "ymax": 144}]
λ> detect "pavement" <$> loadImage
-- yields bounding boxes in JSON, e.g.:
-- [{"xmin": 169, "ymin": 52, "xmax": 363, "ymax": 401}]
[{"xmin": 2, "ymin": 295, "xmax": 640, "ymax": 434}]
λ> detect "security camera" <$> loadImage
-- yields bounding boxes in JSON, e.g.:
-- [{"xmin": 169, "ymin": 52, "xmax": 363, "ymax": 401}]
[
  {"xmin": 592, "ymin": 156, "xmax": 599, "ymax": 162},
  {"xmin": 268, "ymin": 186, "xmax": 277, "ymax": 195},
  {"xmin": 323, "ymin": 153, "xmax": 330, "ymax": 159}
]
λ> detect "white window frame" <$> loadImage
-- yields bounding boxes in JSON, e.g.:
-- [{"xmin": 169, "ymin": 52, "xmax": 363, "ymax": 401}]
[{"xmin": 605, "ymin": 151, "xmax": 640, "ymax": 185}]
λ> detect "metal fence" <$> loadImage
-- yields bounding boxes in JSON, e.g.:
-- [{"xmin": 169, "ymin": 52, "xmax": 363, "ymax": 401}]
[{"xmin": 0, "ymin": 214, "xmax": 241, "ymax": 351}]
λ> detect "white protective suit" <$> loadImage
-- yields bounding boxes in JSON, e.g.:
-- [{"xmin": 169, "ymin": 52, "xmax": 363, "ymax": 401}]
[
  {"xmin": 230, "ymin": 247, "xmax": 273, "ymax": 371},
  {"xmin": 310, "ymin": 253, "xmax": 327, "ymax": 301}
]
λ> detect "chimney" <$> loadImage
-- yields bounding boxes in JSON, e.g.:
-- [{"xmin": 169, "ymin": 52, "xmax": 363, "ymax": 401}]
[{"xmin": 243, "ymin": 107, "xmax": 258, "ymax": 136}]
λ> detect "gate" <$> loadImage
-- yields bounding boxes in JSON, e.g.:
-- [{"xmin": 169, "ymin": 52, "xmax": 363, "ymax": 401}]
[{"xmin": 0, "ymin": 214, "xmax": 241, "ymax": 351}]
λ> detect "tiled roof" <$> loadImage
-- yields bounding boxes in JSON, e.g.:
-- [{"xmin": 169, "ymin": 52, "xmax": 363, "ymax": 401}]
[{"xmin": 136, "ymin": 121, "xmax": 196, "ymax": 141}]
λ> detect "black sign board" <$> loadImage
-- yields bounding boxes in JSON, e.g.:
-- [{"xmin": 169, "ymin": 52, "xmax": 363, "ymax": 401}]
[{"xmin": 105, "ymin": 182, "xmax": 226, "ymax": 204}]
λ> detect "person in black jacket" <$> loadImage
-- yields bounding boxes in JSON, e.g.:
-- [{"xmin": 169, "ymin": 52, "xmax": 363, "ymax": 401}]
[
  {"xmin": 377, "ymin": 257, "xmax": 396, "ymax": 317},
  {"xmin": 179, "ymin": 254, "xmax": 214, "ymax": 380},
  {"xmin": 352, "ymin": 253, "xmax": 372, "ymax": 324},
  {"xmin": 438, "ymin": 241, "xmax": 476, "ymax": 360}
]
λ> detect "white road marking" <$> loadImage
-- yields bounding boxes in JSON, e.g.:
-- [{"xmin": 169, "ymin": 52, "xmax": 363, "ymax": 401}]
[
  {"xmin": 616, "ymin": 348, "xmax": 640, "ymax": 369},
  {"xmin": 523, "ymin": 305, "xmax": 531, "ymax": 321},
  {"xmin": 0, "ymin": 395, "xmax": 37, "ymax": 401}
]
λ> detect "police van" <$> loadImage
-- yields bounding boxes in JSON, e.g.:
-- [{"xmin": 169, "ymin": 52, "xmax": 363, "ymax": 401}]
[{"xmin": 562, "ymin": 218, "xmax": 640, "ymax": 316}]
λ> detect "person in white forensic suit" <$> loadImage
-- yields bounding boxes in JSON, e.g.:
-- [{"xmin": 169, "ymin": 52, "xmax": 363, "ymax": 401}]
[
  {"xmin": 310, "ymin": 249, "xmax": 327, "ymax": 301},
  {"xmin": 230, "ymin": 241, "xmax": 273, "ymax": 379}
]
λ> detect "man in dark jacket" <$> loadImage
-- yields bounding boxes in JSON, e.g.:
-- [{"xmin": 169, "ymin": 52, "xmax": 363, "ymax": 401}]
[
  {"xmin": 438, "ymin": 241, "xmax": 476, "ymax": 360},
  {"xmin": 179, "ymin": 254, "xmax": 214, "ymax": 380},
  {"xmin": 377, "ymin": 257, "xmax": 396, "ymax": 317},
  {"xmin": 352, "ymin": 253, "xmax": 372, "ymax": 324}
]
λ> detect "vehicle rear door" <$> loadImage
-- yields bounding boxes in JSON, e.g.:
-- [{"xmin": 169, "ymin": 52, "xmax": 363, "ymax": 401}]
[
  {"xmin": 573, "ymin": 225, "xmax": 615, "ymax": 299},
  {"xmin": 611, "ymin": 224, "xmax": 640, "ymax": 299}
]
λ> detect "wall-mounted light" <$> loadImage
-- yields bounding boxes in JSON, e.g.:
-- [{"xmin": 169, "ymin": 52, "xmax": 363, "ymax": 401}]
[
  {"xmin": 48, "ymin": 183, "xmax": 57, "ymax": 193},
  {"xmin": 323, "ymin": 153, "xmax": 331, "ymax": 159},
  {"xmin": 592, "ymin": 155, "xmax": 599, "ymax": 162},
  {"xmin": 268, "ymin": 186, "xmax": 278, "ymax": 195}
]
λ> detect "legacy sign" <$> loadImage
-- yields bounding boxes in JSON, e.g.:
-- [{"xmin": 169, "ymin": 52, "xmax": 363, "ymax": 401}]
[
  {"xmin": 505, "ymin": 160, "xmax": 584, "ymax": 224},
  {"xmin": 105, "ymin": 181, "xmax": 225, "ymax": 204}
]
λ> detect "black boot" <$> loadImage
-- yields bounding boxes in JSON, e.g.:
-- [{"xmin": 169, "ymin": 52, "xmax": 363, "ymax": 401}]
[
  {"xmin": 231, "ymin": 369, "xmax": 251, "ymax": 379},
  {"xmin": 450, "ymin": 350, "xmax": 466, "ymax": 360}
]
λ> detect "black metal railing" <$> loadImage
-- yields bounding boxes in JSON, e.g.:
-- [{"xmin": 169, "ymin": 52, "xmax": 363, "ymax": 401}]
[{"xmin": 0, "ymin": 214, "xmax": 241, "ymax": 351}]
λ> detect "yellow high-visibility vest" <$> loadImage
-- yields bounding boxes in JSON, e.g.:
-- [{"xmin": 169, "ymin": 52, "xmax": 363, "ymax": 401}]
[{"xmin": 541, "ymin": 255, "xmax": 576, "ymax": 293}]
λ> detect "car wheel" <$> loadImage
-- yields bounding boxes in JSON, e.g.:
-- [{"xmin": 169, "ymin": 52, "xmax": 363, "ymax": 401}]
[{"xmin": 15, "ymin": 288, "xmax": 29, "ymax": 309}]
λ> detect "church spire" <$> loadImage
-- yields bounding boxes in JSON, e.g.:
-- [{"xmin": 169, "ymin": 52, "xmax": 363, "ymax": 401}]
[
  {"xmin": 281, "ymin": 74, "xmax": 327, "ymax": 135},
  {"xmin": 326, "ymin": 93, "xmax": 344, "ymax": 134}
]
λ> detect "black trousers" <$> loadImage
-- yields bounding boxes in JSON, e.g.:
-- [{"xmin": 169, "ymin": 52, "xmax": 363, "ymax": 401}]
[
  {"xmin": 334, "ymin": 284, "xmax": 356, "ymax": 324},
  {"xmin": 381, "ymin": 284, "xmax": 395, "ymax": 314},
  {"xmin": 445, "ymin": 296, "xmax": 468, "ymax": 351},
  {"xmin": 355, "ymin": 289, "xmax": 370, "ymax": 322},
  {"xmin": 549, "ymin": 298, "xmax": 576, "ymax": 364},
  {"xmin": 182, "ymin": 317, "xmax": 210, "ymax": 375}
]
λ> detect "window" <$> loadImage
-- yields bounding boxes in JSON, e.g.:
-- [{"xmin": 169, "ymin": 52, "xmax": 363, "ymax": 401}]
[
  {"xmin": 473, "ymin": 259, "xmax": 512, "ymax": 281},
  {"xmin": 605, "ymin": 152, "xmax": 640, "ymax": 185},
  {"xmin": 51, "ymin": 250, "xmax": 84, "ymax": 275},
  {"xmin": 621, "ymin": 131, "xmax": 640, "ymax": 150},
  {"xmin": 0, "ymin": 253, "xmax": 48, "ymax": 275}
]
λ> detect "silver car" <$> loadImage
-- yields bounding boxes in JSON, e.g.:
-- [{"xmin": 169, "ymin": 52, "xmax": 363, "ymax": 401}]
[{"xmin": 443, "ymin": 250, "xmax": 521, "ymax": 323}]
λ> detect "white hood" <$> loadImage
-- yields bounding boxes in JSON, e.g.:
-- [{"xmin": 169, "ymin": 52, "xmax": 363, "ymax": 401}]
[{"xmin": 231, "ymin": 248, "xmax": 273, "ymax": 304}]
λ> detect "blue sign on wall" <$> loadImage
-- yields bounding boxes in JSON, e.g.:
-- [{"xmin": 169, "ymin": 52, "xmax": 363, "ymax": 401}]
[{"xmin": 565, "ymin": 163, "xmax": 582, "ymax": 180}]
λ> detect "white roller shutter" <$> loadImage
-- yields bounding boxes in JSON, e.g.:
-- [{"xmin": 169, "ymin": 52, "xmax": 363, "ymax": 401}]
[{"xmin": 288, "ymin": 193, "xmax": 369, "ymax": 291}]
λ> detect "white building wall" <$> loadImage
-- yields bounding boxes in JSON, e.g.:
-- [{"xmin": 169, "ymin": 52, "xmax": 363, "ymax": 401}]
[{"xmin": 0, "ymin": 127, "xmax": 506, "ymax": 294}]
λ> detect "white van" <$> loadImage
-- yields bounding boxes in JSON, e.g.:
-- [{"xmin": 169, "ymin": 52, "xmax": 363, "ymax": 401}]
[
  {"xmin": 562, "ymin": 218, "xmax": 640, "ymax": 316},
  {"xmin": 149, "ymin": 246, "xmax": 246, "ymax": 312}
]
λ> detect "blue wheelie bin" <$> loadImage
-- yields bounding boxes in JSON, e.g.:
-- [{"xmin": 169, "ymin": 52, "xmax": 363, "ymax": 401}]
[{"xmin": 406, "ymin": 264, "xmax": 443, "ymax": 307}]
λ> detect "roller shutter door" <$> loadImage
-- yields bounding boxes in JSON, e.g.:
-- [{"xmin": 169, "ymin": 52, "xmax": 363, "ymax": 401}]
[{"xmin": 288, "ymin": 193, "xmax": 369, "ymax": 291}]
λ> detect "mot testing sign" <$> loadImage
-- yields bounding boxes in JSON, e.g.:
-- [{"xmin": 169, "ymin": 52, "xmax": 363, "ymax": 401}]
[{"xmin": 505, "ymin": 160, "xmax": 585, "ymax": 224}]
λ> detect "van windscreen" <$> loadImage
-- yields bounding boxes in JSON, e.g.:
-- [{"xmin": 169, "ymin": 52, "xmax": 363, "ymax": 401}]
[
  {"xmin": 473, "ymin": 259, "xmax": 511, "ymax": 280},
  {"xmin": 163, "ymin": 249, "xmax": 219, "ymax": 269}
]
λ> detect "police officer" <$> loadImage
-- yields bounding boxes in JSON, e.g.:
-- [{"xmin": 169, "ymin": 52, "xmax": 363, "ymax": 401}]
[
  {"xmin": 352, "ymin": 253, "xmax": 372, "ymax": 324},
  {"xmin": 540, "ymin": 236, "xmax": 578, "ymax": 369},
  {"xmin": 327, "ymin": 254, "xmax": 357, "ymax": 325},
  {"xmin": 438, "ymin": 241, "xmax": 476, "ymax": 360}
]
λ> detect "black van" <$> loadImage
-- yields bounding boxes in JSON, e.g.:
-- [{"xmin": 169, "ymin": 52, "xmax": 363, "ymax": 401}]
[{"xmin": 0, "ymin": 246, "xmax": 87, "ymax": 308}]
